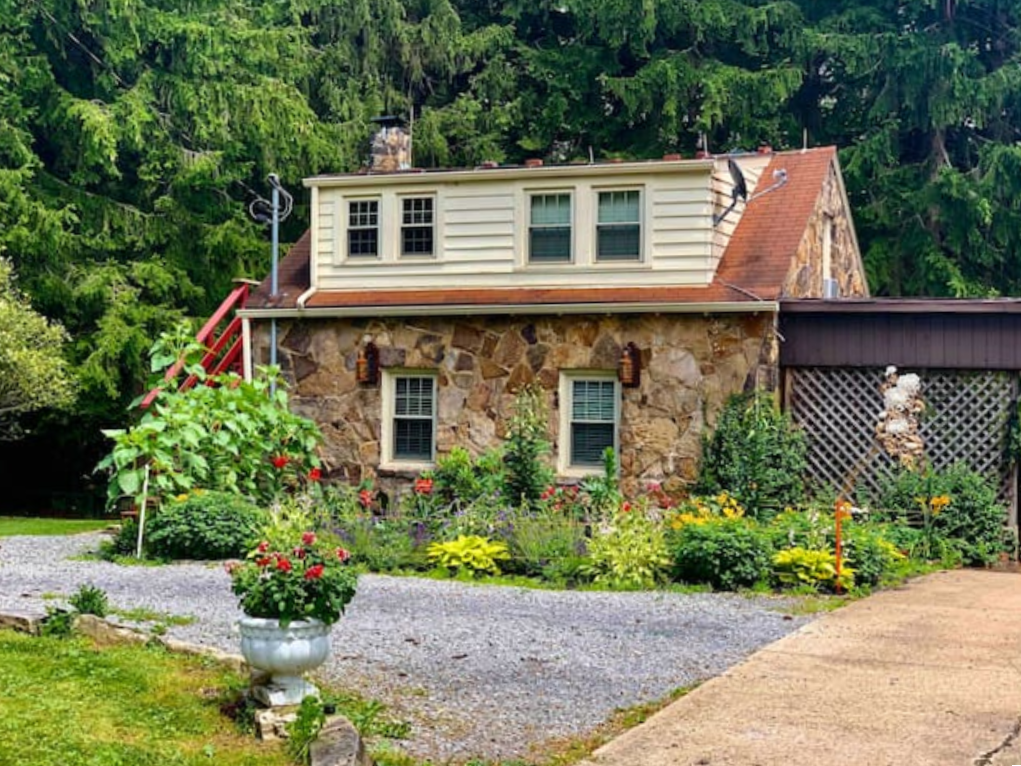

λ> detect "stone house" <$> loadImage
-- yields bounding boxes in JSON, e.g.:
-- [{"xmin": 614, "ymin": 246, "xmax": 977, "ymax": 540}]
[{"xmin": 240, "ymin": 142, "xmax": 867, "ymax": 495}]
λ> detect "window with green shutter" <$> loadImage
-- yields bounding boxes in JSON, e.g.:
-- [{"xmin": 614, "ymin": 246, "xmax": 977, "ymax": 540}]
[
  {"xmin": 569, "ymin": 379, "xmax": 617, "ymax": 466},
  {"xmin": 529, "ymin": 193, "xmax": 572, "ymax": 263},
  {"xmin": 596, "ymin": 190, "xmax": 641, "ymax": 261}
]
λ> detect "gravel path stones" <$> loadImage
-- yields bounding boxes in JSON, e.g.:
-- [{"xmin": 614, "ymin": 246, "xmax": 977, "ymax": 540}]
[{"xmin": 0, "ymin": 533, "xmax": 812, "ymax": 762}]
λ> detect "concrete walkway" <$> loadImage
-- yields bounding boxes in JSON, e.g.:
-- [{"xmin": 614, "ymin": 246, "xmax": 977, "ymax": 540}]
[{"xmin": 582, "ymin": 570, "xmax": 1021, "ymax": 766}]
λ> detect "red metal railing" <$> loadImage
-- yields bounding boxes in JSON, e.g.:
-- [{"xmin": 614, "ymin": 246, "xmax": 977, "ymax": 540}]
[{"xmin": 140, "ymin": 282, "xmax": 250, "ymax": 409}]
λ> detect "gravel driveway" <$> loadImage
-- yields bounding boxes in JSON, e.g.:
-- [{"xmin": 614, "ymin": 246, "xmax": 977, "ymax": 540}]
[{"xmin": 0, "ymin": 533, "xmax": 812, "ymax": 762}]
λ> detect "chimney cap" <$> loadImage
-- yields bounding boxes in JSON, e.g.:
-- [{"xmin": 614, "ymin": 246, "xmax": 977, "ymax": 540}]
[{"xmin": 371, "ymin": 115, "xmax": 405, "ymax": 128}]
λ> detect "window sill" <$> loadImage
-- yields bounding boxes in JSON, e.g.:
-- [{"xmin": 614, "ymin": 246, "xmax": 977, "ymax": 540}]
[
  {"xmin": 379, "ymin": 461, "xmax": 435, "ymax": 476},
  {"xmin": 556, "ymin": 466, "xmax": 607, "ymax": 480}
]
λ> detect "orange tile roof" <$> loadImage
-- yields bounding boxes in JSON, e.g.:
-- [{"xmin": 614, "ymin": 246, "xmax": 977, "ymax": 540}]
[{"xmin": 247, "ymin": 148, "xmax": 836, "ymax": 312}]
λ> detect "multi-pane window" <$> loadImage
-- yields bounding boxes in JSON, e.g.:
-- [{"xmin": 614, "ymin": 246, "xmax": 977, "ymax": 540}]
[
  {"xmin": 596, "ymin": 190, "xmax": 641, "ymax": 261},
  {"xmin": 401, "ymin": 197, "xmax": 435, "ymax": 257},
  {"xmin": 568, "ymin": 378, "xmax": 618, "ymax": 467},
  {"xmin": 529, "ymin": 193, "xmax": 572, "ymax": 263},
  {"xmin": 347, "ymin": 200, "xmax": 379, "ymax": 257},
  {"xmin": 392, "ymin": 375, "xmax": 436, "ymax": 462}
]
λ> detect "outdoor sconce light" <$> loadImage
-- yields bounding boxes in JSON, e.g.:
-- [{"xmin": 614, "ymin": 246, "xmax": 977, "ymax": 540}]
[
  {"xmin": 618, "ymin": 342, "xmax": 641, "ymax": 388},
  {"xmin": 356, "ymin": 342, "xmax": 379, "ymax": 385}
]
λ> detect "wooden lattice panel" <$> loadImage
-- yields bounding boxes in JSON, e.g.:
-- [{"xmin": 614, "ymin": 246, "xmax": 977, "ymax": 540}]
[{"xmin": 786, "ymin": 367, "xmax": 1016, "ymax": 506}]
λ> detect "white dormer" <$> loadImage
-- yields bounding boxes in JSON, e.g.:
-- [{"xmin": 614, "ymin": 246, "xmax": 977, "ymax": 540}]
[{"xmin": 302, "ymin": 156, "xmax": 769, "ymax": 294}]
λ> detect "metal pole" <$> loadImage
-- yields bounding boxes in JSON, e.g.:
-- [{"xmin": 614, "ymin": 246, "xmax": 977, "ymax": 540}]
[{"xmin": 269, "ymin": 174, "xmax": 280, "ymax": 393}]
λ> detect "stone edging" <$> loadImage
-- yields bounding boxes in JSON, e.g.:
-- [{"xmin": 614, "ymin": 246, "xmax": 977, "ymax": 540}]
[{"xmin": 0, "ymin": 608, "xmax": 248, "ymax": 673}]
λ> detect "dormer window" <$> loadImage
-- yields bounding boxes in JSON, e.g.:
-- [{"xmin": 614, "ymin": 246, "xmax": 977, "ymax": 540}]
[
  {"xmin": 348, "ymin": 199, "xmax": 379, "ymax": 258},
  {"xmin": 401, "ymin": 196, "xmax": 435, "ymax": 257},
  {"xmin": 529, "ymin": 193, "xmax": 572, "ymax": 263},
  {"xmin": 596, "ymin": 190, "xmax": 641, "ymax": 261}
]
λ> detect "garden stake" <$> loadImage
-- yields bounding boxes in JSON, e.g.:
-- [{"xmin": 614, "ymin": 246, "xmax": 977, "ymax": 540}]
[
  {"xmin": 834, "ymin": 499, "xmax": 851, "ymax": 594},
  {"xmin": 136, "ymin": 464, "xmax": 151, "ymax": 559}
]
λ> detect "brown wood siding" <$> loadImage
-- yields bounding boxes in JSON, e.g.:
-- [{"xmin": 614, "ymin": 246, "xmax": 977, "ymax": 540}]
[{"xmin": 780, "ymin": 305, "xmax": 1021, "ymax": 370}]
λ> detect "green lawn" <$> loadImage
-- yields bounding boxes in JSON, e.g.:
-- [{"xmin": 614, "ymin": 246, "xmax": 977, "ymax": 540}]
[
  {"xmin": 0, "ymin": 516, "xmax": 112, "ymax": 537},
  {"xmin": 0, "ymin": 629, "xmax": 293, "ymax": 766}
]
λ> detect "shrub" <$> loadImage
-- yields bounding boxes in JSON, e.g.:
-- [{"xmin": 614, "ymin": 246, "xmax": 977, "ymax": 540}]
[
  {"xmin": 696, "ymin": 392, "xmax": 808, "ymax": 519},
  {"xmin": 841, "ymin": 524, "xmax": 905, "ymax": 587},
  {"xmin": 433, "ymin": 447, "xmax": 504, "ymax": 507},
  {"xmin": 769, "ymin": 508, "xmax": 905, "ymax": 588},
  {"xmin": 103, "ymin": 518, "xmax": 140, "ymax": 559},
  {"xmin": 772, "ymin": 547, "xmax": 854, "ymax": 592},
  {"xmin": 579, "ymin": 448, "xmax": 623, "ymax": 520},
  {"xmin": 669, "ymin": 517, "xmax": 773, "ymax": 590},
  {"xmin": 502, "ymin": 507, "xmax": 589, "ymax": 582},
  {"xmin": 68, "ymin": 583, "xmax": 109, "ymax": 617},
  {"xmin": 872, "ymin": 463, "xmax": 1007, "ymax": 566},
  {"xmin": 145, "ymin": 490, "xmax": 266, "ymax": 560},
  {"xmin": 427, "ymin": 535, "xmax": 511, "ymax": 576},
  {"xmin": 502, "ymin": 384, "xmax": 555, "ymax": 506},
  {"xmin": 337, "ymin": 517, "xmax": 428, "ymax": 572},
  {"xmin": 584, "ymin": 504, "xmax": 670, "ymax": 590}
]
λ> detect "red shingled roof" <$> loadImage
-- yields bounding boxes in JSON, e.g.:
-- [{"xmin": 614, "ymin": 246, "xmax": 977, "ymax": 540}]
[
  {"xmin": 716, "ymin": 147, "xmax": 836, "ymax": 300},
  {"xmin": 247, "ymin": 148, "xmax": 836, "ymax": 312}
]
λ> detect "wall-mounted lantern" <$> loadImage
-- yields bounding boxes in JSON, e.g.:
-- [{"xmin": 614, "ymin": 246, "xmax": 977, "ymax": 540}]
[
  {"xmin": 356, "ymin": 342, "xmax": 379, "ymax": 385},
  {"xmin": 618, "ymin": 342, "xmax": 641, "ymax": 388}
]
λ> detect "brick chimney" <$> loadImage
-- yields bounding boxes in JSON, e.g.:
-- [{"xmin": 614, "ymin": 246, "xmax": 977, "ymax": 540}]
[{"xmin": 370, "ymin": 116, "xmax": 411, "ymax": 173}]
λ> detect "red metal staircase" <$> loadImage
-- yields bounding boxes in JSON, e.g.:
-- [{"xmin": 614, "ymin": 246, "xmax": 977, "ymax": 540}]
[{"xmin": 140, "ymin": 282, "xmax": 252, "ymax": 409}]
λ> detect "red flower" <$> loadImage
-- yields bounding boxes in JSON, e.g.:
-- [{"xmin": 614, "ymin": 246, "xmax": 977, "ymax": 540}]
[
  {"xmin": 256, "ymin": 556, "xmax": 271, "ymax": 568},
  {"xmin": 304, "ymin": 564, "xmax": 325, "ymax": 580},
  {"xmin": 622, "ymin": 502, "xmax": 632, "ymax": 513},
  {"xmin": 257, "ymin": 541, "xmax": 269, "ymax": 553},
  {"xmin": 414, "ymin": 477, "xmax": 433, "ymax": 495},
  {"xmin": 358, "ymin": 489, "xmax": 374, "ymax": 509},
  {"xmin": 276, "ymin": 557, "xmax": 292, "ymax": 572},
  {"xmin": 540, "ymin": 486, "xmax": 555, "ymax": 501},
  {"xmin": 336, "ymin": 547, "xmax": 351, "ymax": 563},
  {"xmin": 302, "ymin": 532, "xmax": 316, "ymax": 546},
  {"xmin": 271, "ymin": 455, "xmax": 289, "ymax": 469},
  {"xmin": 293, "ymin": 546, "xmax": 307, "ymax": 559},
  {"xmin": 308, "ymin": 467, "xmax": 322, "ymax": 482}
]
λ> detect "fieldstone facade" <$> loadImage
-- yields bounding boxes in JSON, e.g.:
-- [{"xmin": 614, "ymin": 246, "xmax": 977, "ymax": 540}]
[
  {"xmin": 783, "ymin": 161, "xmax": 867, "ymax": 299},
  {"xmin": 255, "ymin": 312, "xmax": 779, "ymax": 496}
]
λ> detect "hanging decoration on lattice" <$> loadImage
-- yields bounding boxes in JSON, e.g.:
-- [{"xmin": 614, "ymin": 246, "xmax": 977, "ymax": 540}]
[{"xmin": 875, "ymin": 366, "xmax": 926, "ymax": 469}]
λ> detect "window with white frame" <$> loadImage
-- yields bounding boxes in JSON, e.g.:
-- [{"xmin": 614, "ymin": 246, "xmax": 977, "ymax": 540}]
[
  {"xmin": 347, "ymin": 199, "xmax": 379, "ymax": 257},
  {"xmin": 529, "ymin": 193, "xmax": 572, "ymax": 263},
  {"xmin": 596, "ymin": 189, "xmax": 641, "ymax": 261},
  {"xmin": 559, "ymin": 373, "xmax": 619, "ymax": 472},
  {"xmin": 382, "ymin": 371, "xmax": 437, "ymax": 465},
  {"xmin": 401, "ymin": 196, "xmax": 435, "ymax": 257}
]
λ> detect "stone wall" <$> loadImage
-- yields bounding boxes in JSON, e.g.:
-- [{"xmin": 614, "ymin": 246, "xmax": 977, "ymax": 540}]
[
  {"xmin": 783, "ymin": 160, "xmax": 868, "ymax": 299},
  {"xmin": 253, "ymin": 311, "xmax": 778, "ymax": 496}
]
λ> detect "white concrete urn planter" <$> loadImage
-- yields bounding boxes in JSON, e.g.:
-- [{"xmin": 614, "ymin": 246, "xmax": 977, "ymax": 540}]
[{"xmin": 238, "ymin": 615, "xmax": 332, "ymax": 707}]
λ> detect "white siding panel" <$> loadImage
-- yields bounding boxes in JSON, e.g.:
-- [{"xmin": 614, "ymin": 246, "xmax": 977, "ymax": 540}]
[
  {"xmin": 446, "ymin": 207, "xmax": 515, "ymax": 225},
  {"xmin": 653, "ymin": 202, "xmax": 713, "ymax": 219},
  {"xmin": 653, "ymin": 228, "xmax": 714, "ymax": 246},
  {"xmin": 653, "ymin": 188, "xmax": 713, "ymax": 205},
  {"xmin": 445, "ymin": 220, "xmax": 515, "ymax": 237},
  {"xmin": 445, "ymin": 194, "xmax": 515, "ymax": 211}
]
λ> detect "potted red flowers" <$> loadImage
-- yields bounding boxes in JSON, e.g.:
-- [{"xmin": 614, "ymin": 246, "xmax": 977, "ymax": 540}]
[{"xmin": 226, "ymin": 531, "xmax": 357, "ymax": 706}]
